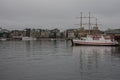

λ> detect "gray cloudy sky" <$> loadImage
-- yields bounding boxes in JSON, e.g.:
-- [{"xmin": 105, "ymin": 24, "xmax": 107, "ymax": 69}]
[{"xmin": 0, "ymin": 0, "xmax": 120, "ymax": 30}]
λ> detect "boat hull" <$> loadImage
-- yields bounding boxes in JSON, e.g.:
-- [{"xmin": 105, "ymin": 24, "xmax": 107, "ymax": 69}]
[{"xmin": 72, "ymin": 40, "xmax": 119, "ymax": 46}]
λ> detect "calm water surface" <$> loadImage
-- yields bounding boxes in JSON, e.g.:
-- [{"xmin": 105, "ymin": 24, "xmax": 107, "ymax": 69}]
[{"xmin": 0, "ymin": 40, "xmax": 120, "ymax": 80}]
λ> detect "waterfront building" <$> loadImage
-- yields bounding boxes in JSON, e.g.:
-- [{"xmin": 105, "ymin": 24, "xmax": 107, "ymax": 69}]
[
  {"xmin": 66, "ymin": 29, "xmax": 75, "ymax": 39},
  {"xmin": 10, "ymin": 30, "xmax": 23, "ymax": 37},
  {"xmin": 105, "ymin": 29, "xmax": 120, "ymax": 42},
  {"xmin": 30, "ymin": 29, "xmax": 41, "ymax": 38},
  {"xmin": 22, "ymin": 28, "xmax": 31, "ymax": 37},
  {"xmin": 40, "ymin": 29, "xmax": 50, "ymax": 38},
  {"xmin": 50, "ymin": 28, "xmax": 60, "ymax": 38},
  {"xmin": 0, "ymin": 28, "xmax": 10, "ymax": 38}
]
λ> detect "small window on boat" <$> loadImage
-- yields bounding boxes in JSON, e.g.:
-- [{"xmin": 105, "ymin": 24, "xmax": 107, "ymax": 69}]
[{"xmin": 81, "ymin": 38, "xmax": 85, "ymax": 40}]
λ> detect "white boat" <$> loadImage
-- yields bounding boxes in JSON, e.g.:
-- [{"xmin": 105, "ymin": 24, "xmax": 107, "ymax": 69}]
[
  {"xmin": 72, "ymin": 35, "xmax": 118, "ymax": 46},
  {"xmin": 0, "ymin": 38, "xmax": 7, "ymax": 41},
  {"xmin": 72, "ymin": 12, "xmax": 119, "ymax": 46},
  {"xmin": 22, "ymin": 37, "xmax": 36, "ymax": 41}
]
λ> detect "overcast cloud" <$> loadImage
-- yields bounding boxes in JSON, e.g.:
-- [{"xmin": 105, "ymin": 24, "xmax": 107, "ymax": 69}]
[{"xmin": 0, "ymin": 0, "xmax": 120, "ymax": 30}]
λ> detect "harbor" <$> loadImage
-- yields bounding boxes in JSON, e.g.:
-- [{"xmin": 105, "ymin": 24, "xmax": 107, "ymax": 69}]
[
  {"xmin": 1, "ymin": 0, "xmax": 120, "ymax": 80},
  {"xmin": 0, "ymin": 28, "xmax": 120, "ymax": 43},
  {"xmin": 1, "ymin": 13, "xmax": 120, "ymax": 45}
]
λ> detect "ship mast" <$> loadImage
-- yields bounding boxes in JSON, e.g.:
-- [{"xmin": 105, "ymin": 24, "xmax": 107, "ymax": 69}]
[
  {"xmin": 80, "ymin": 12, "xmax": 82, "ymax": 29},
  {"xmin": 88, "ymin": 12, "xmax": 91, "ymax": 34},
  {"xmin": 77, "ymin": 12, "xmax": 97, "ymax": 34},
  {"xmin": 95, "ymin": 18, "xmax": 98, "ymax": 27}
]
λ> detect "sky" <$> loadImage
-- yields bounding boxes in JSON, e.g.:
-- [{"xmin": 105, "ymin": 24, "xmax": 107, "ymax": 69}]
[{"xmin": 0, "ymin": 0, "xmax": 120, "ymax": 30}]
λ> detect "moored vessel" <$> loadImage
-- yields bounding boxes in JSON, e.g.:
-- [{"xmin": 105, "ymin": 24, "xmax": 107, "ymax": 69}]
[
  {"xmin": 72, "ymin": 35, "xmax": 118, "ymax": 46},
  {"xmin": 72, "ymin": 12, "xmax": 119, "ymax": 46},
  {"xmin": 22, "ymin": 37, "xmax": 36, "ymax": 41},
  {"xmin": 0, "ymin": 38, "xmax": 7, "ymax": 41}
]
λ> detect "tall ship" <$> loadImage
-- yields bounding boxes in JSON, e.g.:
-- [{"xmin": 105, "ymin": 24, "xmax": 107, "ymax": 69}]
[{"xmin": 72, "ymin": 12, "xmax": 118, "ymax": 46}]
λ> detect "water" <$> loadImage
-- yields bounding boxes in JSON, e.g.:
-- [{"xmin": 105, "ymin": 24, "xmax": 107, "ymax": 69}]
[{"xmin": 0, "ymin": 40, "xmax": 120, "ymax": 80}]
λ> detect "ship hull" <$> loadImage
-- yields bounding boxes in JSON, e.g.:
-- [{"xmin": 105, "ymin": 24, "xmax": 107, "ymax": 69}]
[{"xmin": 72, "ymin": 40, "xmax": 118, "ymax": 46}]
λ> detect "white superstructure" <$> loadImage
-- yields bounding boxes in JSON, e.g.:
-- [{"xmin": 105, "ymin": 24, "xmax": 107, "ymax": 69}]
[{"xmin": 72, "ymin": 35, "xmax": 118, "ymax": 46}]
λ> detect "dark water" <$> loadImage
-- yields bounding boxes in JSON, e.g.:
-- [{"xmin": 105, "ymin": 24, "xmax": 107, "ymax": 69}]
[{"xmin": 0, "ymin": 40, "xmax": 120, "ymax": 80}]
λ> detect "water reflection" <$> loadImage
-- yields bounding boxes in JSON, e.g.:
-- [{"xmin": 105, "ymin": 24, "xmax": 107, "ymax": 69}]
[
  {"xmin": 23, "ymin": 40, "xmax": 73, "ymax": 57},
  {"xmin": 25, "ymin": 41, "xmax": 31, "ymax": 57},
  {"xmin": 73, "ymin": 46, "xmax": 120, "ymax": 67},
  {"xmin": 0, "ymin": 41, "xmax": 120, "ymax": 80},
  {"xmin": 73, "ymin": 46, "xmax": 120, "ymax": 80},
  {"xmin": 111, "ymin": 47, "xmax": 120, "ymax": 57}
]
